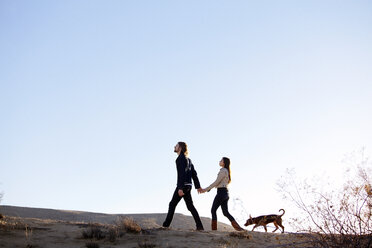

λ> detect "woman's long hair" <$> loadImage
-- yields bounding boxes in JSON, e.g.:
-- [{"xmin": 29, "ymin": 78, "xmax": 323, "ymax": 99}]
[{"xmin": 223, "ymin": 157, "xmax": 231, "ymax": 183}]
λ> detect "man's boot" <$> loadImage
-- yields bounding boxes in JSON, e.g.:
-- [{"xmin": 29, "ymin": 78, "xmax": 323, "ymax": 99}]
[
  {"xmin": 231, "ymin": 221, "xmax": 244, "ymax": 231},
  {"xmin": 211, "ymin": 220, "xmax": 217, "ymax": 230}
]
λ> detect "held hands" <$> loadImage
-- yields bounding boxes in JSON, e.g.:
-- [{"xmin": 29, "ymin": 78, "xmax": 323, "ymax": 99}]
[{"xmin": 197, "ymin": 188, "xmax": 207, "ymax": 194}]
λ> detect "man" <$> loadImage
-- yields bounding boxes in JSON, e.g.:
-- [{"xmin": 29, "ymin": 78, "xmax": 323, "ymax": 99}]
[{"xmin": 162, "ymin": 142, "xmax": 204, "ymax": 230}]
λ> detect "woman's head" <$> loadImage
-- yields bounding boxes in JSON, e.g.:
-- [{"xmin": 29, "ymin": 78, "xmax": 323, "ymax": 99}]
[{"xmin": 220, "ymin": 157, "xmax": 231, "ymax": 183}]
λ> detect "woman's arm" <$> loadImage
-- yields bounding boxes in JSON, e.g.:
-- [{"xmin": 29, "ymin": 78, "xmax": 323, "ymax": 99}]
[{"xmin": 204, "ymin": 170, "xmax": 226, "ymax": 192}]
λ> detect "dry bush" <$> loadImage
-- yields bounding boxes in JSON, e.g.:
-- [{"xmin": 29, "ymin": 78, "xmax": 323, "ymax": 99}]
[
  {"xmin": 107, "ymin": 226, "xmax": 119, "ymax": 242},
  {"xmin": 82, "ymin": 224, "xmax": 105, "ymax": 240},
  {"xmin": 116, "ymin": 217, "xmax": 142, "ymax": 234},
  {"xmin": 85, "ymin": 242, "xmax": 100, "ymax": 248},
  {"xmin": 137, "ymin": 241, "xmax": 157, "ymax": 248},
  {"xmin": 277, "ymin": 149, "xmax": 372, "ymax": 248},
  {"xmin": 0, "ymin": 217, "xmax": 27, "ymax": 231},
  {"xmin": 229, "ymin": 231, "xmax": 251, "ymax": 240}
]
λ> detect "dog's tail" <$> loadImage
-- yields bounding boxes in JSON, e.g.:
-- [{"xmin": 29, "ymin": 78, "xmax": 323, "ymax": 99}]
[{"xmin": 279, "ymin": 209, "xmax": 285, "ymax": 217}]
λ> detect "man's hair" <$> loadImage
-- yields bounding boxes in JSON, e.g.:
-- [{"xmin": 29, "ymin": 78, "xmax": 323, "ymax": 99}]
[{"xmin": 178, "ymin": 142, "xmax": 188, "ymax": 156}]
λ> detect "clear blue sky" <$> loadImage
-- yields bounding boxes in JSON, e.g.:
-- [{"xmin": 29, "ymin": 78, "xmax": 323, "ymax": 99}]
[{"xmin": 1, "ymin": 0, "xmax": 371, "ymax": 227}]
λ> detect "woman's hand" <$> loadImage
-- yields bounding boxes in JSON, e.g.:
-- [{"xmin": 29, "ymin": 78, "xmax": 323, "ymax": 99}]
[{"xmin": 198, "ymin": 188, "xmax": 207, "ymax": 194}]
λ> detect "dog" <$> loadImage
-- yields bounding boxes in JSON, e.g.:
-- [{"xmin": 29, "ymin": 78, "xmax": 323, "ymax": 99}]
[{"xmin": 244, "ymin": 209, "xmax": 285, "ymax": 233}]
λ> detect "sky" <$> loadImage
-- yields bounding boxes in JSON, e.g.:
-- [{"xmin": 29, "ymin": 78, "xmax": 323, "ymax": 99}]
[{"xmin": 1, "ymin": 0, "xmax": 372, "ymax": 230}]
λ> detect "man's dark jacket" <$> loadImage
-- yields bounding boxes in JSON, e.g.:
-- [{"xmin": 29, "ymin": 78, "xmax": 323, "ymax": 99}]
[{"xmin": 176, "ymin": 153, "xmax": 201, "ymax": 190}]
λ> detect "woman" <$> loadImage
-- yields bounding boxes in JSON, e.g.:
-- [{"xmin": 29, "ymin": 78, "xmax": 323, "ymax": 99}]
[{"xmin": 201, "ymin": 157, "xmax": 244, "ymax": 231}]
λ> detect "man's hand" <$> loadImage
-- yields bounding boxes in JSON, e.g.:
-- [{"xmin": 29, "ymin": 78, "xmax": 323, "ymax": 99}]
[
  {"xmin": 178, "ymin": 189, "xmax": 184, "ymax": 197},
  {"xmin": 197, "ymin": 188, "xmax": 204, "ymax": 194}
]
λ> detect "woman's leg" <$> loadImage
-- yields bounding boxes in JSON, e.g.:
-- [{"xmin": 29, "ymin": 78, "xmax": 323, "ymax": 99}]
[
  {"xmin": 211, "ymin": 194, "xmax": 223, "ymax": 221},
  {"xmin": 221, "ymin": 198, "xmax": 244, "ymax": 231},
  {"xmin": 221, "ymin": 198, "xmax": 236, "ymax": 222}
]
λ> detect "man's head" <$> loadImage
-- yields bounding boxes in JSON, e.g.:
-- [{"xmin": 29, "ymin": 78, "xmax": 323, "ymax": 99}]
[{"xmin": 174, "ymin": 141, "xmax": 188, "ymax": 155}]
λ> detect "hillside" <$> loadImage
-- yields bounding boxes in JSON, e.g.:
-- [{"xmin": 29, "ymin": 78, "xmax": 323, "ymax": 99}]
[{"xmin": 0, "ymin": 205, "xmax": 313, "ymax": 248}]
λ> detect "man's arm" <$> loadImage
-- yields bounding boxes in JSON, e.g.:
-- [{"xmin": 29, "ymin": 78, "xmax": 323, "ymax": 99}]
[
  {"xmin": 191, "ymin": 163, "xmax": 201, "ymax": 189},
  {"xmin": 176, "ymin": 157, "xmax": 187, "ymax": 196},
  {"xmin": 176, "ymin": 161, "xmax": 185, "ymax": 190}
]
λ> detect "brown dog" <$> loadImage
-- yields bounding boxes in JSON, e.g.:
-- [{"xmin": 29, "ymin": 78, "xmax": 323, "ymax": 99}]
[{"xmin": 244, "ymin": 209, "xmax": 285, "ymax": 233}]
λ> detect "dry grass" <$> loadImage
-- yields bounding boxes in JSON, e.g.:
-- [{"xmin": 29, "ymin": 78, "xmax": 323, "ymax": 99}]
[
  {"xmin": 116, "ymin": 217, "xmax": 142, "ymax": 234},
  {"xmin": 81, "ymin": 218, "xmax": 142, "ymax": 244},
  {"xmin": 85, "ymin": 242, "xmax": 100, "ymax": 248},
  {"xmin": 137, "ymin": 241, "xmax": 157, "ymax": 248},
  {"xmin": 81, "ymin": 223, "xmax": 106, "ymax": 240},
  {"xmin": 229, "ymin": 231, "xmax": 251, "ymax": 240},
  {"xmin": 0, "ymin": 216, "xmax": 27, "ymax": 231}
]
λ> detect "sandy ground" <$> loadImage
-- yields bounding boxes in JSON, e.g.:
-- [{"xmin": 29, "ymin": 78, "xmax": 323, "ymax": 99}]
[{"xmin": 0, "ymin": 206, "xmax": 313, "ymax": 248}]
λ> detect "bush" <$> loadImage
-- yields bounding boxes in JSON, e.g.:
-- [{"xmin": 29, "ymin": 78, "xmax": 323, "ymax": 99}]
[
  {"xmin": 277, "ymin": 150, "xmax": 372, "ymax": 248},
  {"xmin": 107, "ymin": 226, "xmax": 119, "ymax": 242},
  {"xmin": 137, "ymin": 241, "xmax": 157, "ymax": 248},
  {"xmin": 229, "ymin": 232, "xmax": 251, "ymax": 240},
  {"xmin": 85, "ymin": 242, "xmax": 100, "ymax": 248},
  {"xmin": 116, "ymin": 217, "xmax": 142, "ymax": 234},
  {"xmin": 82, "ymin": 224, "xmax": 105, "ymax": 240}
]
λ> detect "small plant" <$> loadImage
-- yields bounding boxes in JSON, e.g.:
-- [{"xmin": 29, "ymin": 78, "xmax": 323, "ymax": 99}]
[
  {"xmin": 107, "ymin": 226, "xmax": 119, "ymax": 243},
  {"xmin": 137, "ymin": 241, "xmax": 157, "ymax": 248},
  {"xmin": 116, "ymin": 217, "xmax": 142, "ymax": 234},
  {"xmin": 82, "ymin": 224, "xmax": 105, "ymax": 240},
  {"xmin": 0, "ymin": 217, "xmax": 27, "ymax": 232},
  {"xmin": 85, "ymin": 242, "xmax": 100, "ymax": 248},
  {"xmin": 229, "ymin": 232, "xmax": 251, "ymax": 240}
]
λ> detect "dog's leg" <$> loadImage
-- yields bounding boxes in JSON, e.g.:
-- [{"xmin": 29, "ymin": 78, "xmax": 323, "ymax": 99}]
[
  {"xmin": 263, "ymin": 224, "xmax": 267, "ymax": 232},
  {"xmin": 272, "ymin": 222, "xmax": 279, "ymax": 233},
  {"xmin": 277, "ymin": 218, "xmax": 285, "ymax": 233},
  {"xmin": 252, "ymin": 224, "xmax": 259, "ymax": 232}
]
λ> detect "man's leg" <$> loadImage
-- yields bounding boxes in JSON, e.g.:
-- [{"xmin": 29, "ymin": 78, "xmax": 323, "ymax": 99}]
[
  {"xmin": 183, "ymin": 190, "xmax": 204, "ymax": 230},
  {"xmin": 163, "ymin": 188, "xmax": 182, "ymax": 227}
]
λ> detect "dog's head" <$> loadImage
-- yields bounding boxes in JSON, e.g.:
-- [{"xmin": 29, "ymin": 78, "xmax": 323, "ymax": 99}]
[{"xmin": 244, "ymin": 215, "xmax": 254, "ymax": 226}]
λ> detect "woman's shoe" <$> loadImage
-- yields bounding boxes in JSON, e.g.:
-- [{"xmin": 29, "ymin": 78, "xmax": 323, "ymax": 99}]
[
  {"xmin": 211, "ymin": 220, "xmax": 217, "ymax": 230},
  {"xmin": 231, "ymin": 221, "xmax": 244, "ymax": 231}
]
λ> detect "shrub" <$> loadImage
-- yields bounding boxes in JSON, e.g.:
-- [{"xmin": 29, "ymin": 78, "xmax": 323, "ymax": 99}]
[
  {"xmin": 229, "ymin": 232, "xmax": 251, "ymax": 240},
  {"xmin": 116, "ymin": 217, "xmax": 141, "ymax": 234},
  {"xmin": 82, "ymin": 224, "xmax": 105, "ymax": 240},
  {"xmin": 277, "ymin": 150, "xmax": 372, "ymax": 248},
  {"xmin": 107, "ymin": 226, "xmax": 120, "ymax": 243},
  {"xmin": 137, "ymin": 241, "xmax": 157, "ymax": 248},
  {"xmin": 85, "ymin": 242, "xmax": 100, "ymax": 248}
]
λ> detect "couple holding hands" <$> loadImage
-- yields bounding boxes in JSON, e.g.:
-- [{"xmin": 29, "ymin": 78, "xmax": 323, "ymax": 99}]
[{"xmin": 162, "ymin": 141, "xmax": 244, "ymax": 231}]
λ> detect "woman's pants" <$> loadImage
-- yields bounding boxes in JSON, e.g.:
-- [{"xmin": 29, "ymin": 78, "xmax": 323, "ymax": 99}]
[{"xmin": 211, "ymin": 188, "xmax": 236, "ymax": 222}]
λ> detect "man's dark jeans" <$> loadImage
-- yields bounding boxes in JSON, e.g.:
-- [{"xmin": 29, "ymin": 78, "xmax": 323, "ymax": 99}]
[{"xmin": 163, "ymin": 186, "xmax": 204, "ymax": 229}]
